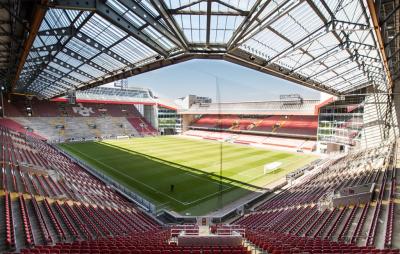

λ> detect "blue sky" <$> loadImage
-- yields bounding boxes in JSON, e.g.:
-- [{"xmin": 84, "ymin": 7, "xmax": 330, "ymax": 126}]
[{"xmin": 122, "ymin": 59, "xmax": 321, "ymax": 102}]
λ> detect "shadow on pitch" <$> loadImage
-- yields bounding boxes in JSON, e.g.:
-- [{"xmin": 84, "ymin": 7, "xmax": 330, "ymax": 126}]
[{"xmin": 63, "ymin": 141, "xmax": 263, "ymax": 213}]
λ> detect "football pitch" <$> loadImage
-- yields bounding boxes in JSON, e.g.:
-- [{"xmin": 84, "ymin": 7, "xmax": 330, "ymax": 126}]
[{"xmin": 59, "ymin": 136, "xmax": 317, "ymax": 215}]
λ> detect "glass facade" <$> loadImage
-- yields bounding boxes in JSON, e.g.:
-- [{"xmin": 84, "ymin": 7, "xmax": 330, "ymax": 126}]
[
  {"xmin": 158, "ymin": 107, "xmax": 180, "ymax": 135},
  {"xmin": 318, "ymin": 97, "xmax": 364, "ymax": 147}
]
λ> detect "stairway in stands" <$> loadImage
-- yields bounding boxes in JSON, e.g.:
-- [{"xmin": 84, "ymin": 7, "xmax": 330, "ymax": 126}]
[
  {"xmin": 0, "ymin": 195, "xmax": 6, "ymax": 253},
  {"xmin": 234, "ymin": 144, "xmax": 400, "ymax": 253},
  {"xmin": 1, "ymin": 123, "xmax": 399, "ymax": 253}
]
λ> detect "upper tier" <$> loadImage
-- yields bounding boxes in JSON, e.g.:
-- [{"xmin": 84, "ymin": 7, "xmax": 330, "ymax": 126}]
[
  {"xmin": 190, "ymin": 115, "xmax": 318, "ymax": 138},
  {"xmin": 5, "ymin": 97, "xmax": 144, "ymax": 118},
  {"xmin": 180, "ymin": 100, "xmax": 320, "ymax": 116}
]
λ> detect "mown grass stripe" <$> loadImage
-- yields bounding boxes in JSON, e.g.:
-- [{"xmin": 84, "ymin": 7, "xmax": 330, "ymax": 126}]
[{"xmin": 59, "ymin": 136, "xmax": 317, "ymax": 215}]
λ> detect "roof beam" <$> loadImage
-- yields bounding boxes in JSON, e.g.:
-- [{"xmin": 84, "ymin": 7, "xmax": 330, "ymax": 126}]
[
  {"xmin": 361, "ymin": 62, "xmax": 383, "ymax": 72},
  {"xmin": 149, "ymin": 0, "xmax": 188, "ymax": 50},
  {"xmin": 51, "ymin": 58, "xmax": 96, "ymax": 80},
  {"xmin": 51, "ymin": 53, "xmax": 198, "ymax": 98},
  {"xmin": 345, "ymin": 39, "xmax": 376, "ymax": 50},
  {"xmin": 117, "ymin": 0, "xmax": 184, "ymax": 48},
  {"xmin": 333, "ymin": 19, "xmax": 370, "ymax": 31},
  {"xmin": 322, "ymin": 67, "xmax": 363, "ymax": 84},
  {"xmin": 206, "ymin": 0, "xmax": 212, "ymax": 45},
  {"xmin": 46, "ymin": 0, "xmax": 96, "ymax": 10},
  {"xmin": 31, "ymin": 26, "xmax": 129, "ymax": 72},
  {"xmin": 166, "ymin": 0, "xmax": 250, "ymax": 15},
  {"xmin": 353, "ymin": 52, "xmax": 380, "ymax": 63},
  {"xmin": 0, "ymin": 2, "xmax": 30, "ymax": 31},
  {"xmin": 12, "ymin": 2, "xmax": 46, "ymax": 92},
  {"xmin": 41, "ymin": 34, "xmax": 131, "ymax": 96},
  {"xmin": 267, "ymin": 23, "xmax": 330, "ymax": 64},
  {"xmin": 167, "ymin": 0, "xmax": 204, "ymax": 12},
  {"xmin": 43, "ymin": 66, "xmax": 82, "ymax": 83},
  {"xmin": 20, "ymin": 69, "xmax": 75, "ymax": 89},
  {"xmin": 96, "ymin": 1, "xmax": 168, "ymax": 57},
  {"xmin": 30, "ymin": 43, "xmax": 60, "ymax": 53},
  {"xmin": 74, "ymin": 31, "xmax": 131, "ymax": 66},
  {"xmin": 226, "ymin": 48, "xmax": 340, "ymax": 95},
  {"xmin": 26, "ymin": 55, "xmax": 52, "ymax": 63},
  {"xmin": 306, "ymin": 57, "xmax": 352, "ymax": 80},
  {"xmin": 387, "ymin": 47, "xmax": 400, "ymax": 61},
  {"xmin": 227, "ymin": 0, "xmax": 268, "ymax": 50},
  {"xmin": 35, "ymin": 75, "xmax": 72, "ymax": 90},
  {"xmin": 37, "ymin": 27, "xmax": 76, "ymax": 36},
  {"xmin": 167, "ymin": 10, "xmax": 247, "ymax": 16},
  {"xmin": 266, "ymin": 26, "xmax": 327, "ymax": 69},
  {"xmin": 59, "ymin": 47, "xmax": 109, "ymax": 74},
  {"xmin": 307, "ymin": 0, "xmax": 384, "ymax": 91},
  {"xmin": 18, "ymin": 12, "xmax": 92, "ymax": 93},
  {"xmin": 384, "ymin": 30, "xmax": 400, "ymax": 48},
  {"xmin": 48, "ymin": 0, "xmax": 169, "ymax": 57},
  {"xmin": 214, "ymin": 0, "xmax": 248, "ymax": 14},
  {"xmin": 290, "ymin": 46, "xmax": 341, "ymax": 73},
  {"xmin": 239, "ymin": 0, "xmax": 302, "ymax": 45},
  {"xmin": 379, "ymin": 2, "xmax": 400, "ymax": 26}
]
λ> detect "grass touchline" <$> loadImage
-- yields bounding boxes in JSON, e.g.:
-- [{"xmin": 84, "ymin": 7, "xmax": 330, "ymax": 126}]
[{"xmin": 59, "ymin": 136, "xmax": 317, "ymax": 215}]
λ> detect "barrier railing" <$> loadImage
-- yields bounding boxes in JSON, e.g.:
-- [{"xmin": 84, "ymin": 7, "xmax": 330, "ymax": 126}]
[{"xmin": 52, "ymin": 144, "xmax": 157, "ymax": 214}]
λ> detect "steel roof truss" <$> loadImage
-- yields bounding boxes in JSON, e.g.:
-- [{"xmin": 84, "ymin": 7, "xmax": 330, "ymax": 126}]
[
  {"xmin": 117, "ymin": 0, "xmax": 182, "ymax": 48},
  {"xmin": 149, "ymin": 0, "xmax": 189, "ymax": 49},
  {"xmin": 267, "ymin": 23, "xmax": 331, "ymax": 64},
  {"xmin": 227, "ymin": 0, "xmax": 269, "ymax": 50},
  {"xmin": 37, "ymin": 26, "xmax": 76, "ymax": 37},
  {"xmin": 290, "ymin": 46, "xmax": 342, "ymax": 73},
  {"xmin": 332, "ymin": 19, "xmax": 370, "ymax": 31},
  {"xmin": 321, "ymin": 66, "xmax": 359, "ymax": 84},
  {"xmin": 307, "ymin": 57, "xmax": 352, "ymax": 80},
  {"xmin": 345, "ymin": 40, "xmax": 376, "ymax": 50},
  {"xmin": 240, "ymin": 0, "xmax": 297, "ymax": 43},
  {"xmin": 74, "ymin": 32, "xmax": 131, "ymax": 66},
  {"xmin": 30, "ymin": 43, "xmax": 63, "ymax": 53},
  {"xmin": 52, "ymin": 58, "xmax": 95, "ymax": 80},
  {"xmin": 95, "ymin": 1, "xmax": 168, "ymax": 57},
  {"xmin": 60, "ymin": 46, "xmax": 109, "ymax": 73},
  {"xmin": 48, "ymin": 0, "xmax": 169, "ymax": 57}
]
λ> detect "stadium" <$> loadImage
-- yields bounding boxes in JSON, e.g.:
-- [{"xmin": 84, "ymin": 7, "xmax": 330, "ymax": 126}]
[{"xmin": 0, "ymin": 0, "xmax": 399, "ymax": 253}]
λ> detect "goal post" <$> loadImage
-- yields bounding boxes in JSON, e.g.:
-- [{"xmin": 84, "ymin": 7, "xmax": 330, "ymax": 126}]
[{"xmin": 264, "ymin": 162, "xmax": 282, "ymax": 174}]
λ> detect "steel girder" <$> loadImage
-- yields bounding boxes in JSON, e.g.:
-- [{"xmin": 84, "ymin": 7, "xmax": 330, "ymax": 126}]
[
  {"xmin": 47, "ymin": 0, "xmax": 171, "ymax": 56},
  {"xmin": 371, "ymin": 0, "xmax": 400, "ymax": 139},
  {"xmin": 19, "ymin": 12, "xmax": 93, "ymax": 94},
  {"xmin": 4, "ymin": 0, "xmax": 396, "ymax": 101}
]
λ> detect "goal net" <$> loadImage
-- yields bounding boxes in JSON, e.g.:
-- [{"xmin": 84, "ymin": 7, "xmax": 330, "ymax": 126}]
[{"xmin": 264, "ymin": 162, "xmax": 282, "ymax": 174}]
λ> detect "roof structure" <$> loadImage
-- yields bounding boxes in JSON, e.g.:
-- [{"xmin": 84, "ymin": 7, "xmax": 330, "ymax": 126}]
[
  {"xmin": 2, "ymin": 0, "xmax": 399, "ymax": 99},
  {"xmin": 0, "ymin": 1, "xmax": 35, "ymax": 87},
  {"xmin": 377, "ymin": 0, "xmax": 399, "ymax": 85}
]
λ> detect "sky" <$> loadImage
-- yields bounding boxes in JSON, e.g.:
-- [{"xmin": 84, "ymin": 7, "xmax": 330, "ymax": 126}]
[{"xmin": 108, "ymin": 59, "xmax": 321, "ymax": 102}]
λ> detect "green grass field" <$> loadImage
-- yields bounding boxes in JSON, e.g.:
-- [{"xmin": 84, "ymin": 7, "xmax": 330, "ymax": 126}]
[{"xmin": 59, "ymin": 136, "xmax": 317, "ymax": 215}]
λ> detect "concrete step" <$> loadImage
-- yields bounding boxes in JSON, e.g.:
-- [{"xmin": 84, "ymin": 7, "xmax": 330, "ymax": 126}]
[
  {"xmin": 0, "ymin": 196, "xmax": 7, "ymax": 252},
  {"xmin": 11, "ymin": 199, "xmax": 26, "ymax": 250},
  {"xmin": 26, "ymin": 198, "xmax": 45, "ymax": 246}
]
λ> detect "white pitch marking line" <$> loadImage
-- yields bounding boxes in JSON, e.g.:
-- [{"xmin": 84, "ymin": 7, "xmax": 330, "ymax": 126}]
[
  {"xmin": 100, "ymin": 143, "xmax": 234, "ymax": 188},
  {"xmin": 63, "ymin": 144, "xmax": 188, "ymax": 205}
]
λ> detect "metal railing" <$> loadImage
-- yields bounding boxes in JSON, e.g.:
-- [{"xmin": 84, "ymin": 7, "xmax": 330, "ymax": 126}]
[{"xmin": 51, "ymin": 144, "xmax": 157, "ymax": 214}]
